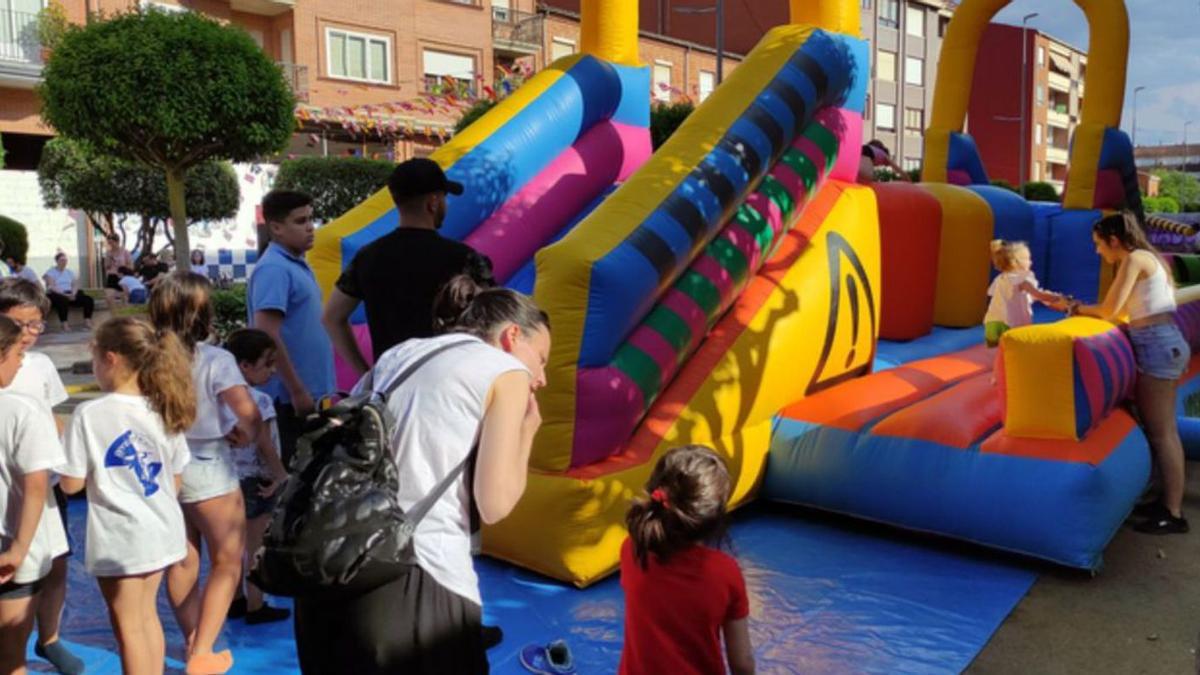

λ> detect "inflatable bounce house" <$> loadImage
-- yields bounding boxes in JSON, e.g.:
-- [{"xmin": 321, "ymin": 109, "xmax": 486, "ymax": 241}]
[{"xmin": 312, "ymin": 0, "xmax": 1200, "ymax": 586}]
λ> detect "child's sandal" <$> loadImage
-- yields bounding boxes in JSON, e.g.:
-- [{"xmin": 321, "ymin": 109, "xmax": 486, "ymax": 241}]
[{"xmin": 185, "ymin": 649, "xmax": 233, "ymax": 675}]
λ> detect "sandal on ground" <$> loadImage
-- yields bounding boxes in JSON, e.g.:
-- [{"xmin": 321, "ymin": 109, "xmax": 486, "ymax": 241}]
[
  {"xmin": 519, "ymin": 639, "xmax": 576, "ymax": 675},
  {"xmin": 1134, "ymin": 512, "xmax": 1190, "ymax": 535},
  {"xmin": 185, "ymin": 650, "xmax": 233, "ymax": 675}
]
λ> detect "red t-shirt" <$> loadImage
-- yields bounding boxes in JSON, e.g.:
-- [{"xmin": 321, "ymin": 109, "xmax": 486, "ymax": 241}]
[{"xmin": 618, "ymin": 538, "xmax": 749, "ymax": 675}]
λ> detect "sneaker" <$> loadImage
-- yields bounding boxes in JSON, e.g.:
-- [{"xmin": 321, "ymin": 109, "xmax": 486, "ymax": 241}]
[
  {"xmin": 1134, "ymin": 512, "xmax": 1190, "ymax": 535},
  {"xmin": 519, "ymin": 640, "xmax": 576, "ymax": 675},
  {"xmin": 482, "ymin": 624, "xmax": 504, "ymax": 650},
  {"xmin": 245, "ymin": 603, "xmax": 291, "ymax": 625},
  {"xmin": 227, "ymin": 597, "xmax": 247, "ymax": 619},
  {"xmin": 34, "ymin": 640, "xmax": 85, "ymax": 675}
]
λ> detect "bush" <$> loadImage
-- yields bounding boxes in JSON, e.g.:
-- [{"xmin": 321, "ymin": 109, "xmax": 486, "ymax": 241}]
[
  {"xmin": 0, "ymin": 215, "xmax": 30, "ymax": 265},
  {"xmin": 873, "ymin": 168, "xmax": 901, "ymax": 183},
  {"xmin": 1143, "ymin": 196, "xmax": 1181, "ymax": 214},
  {"xmin": 990, "ymin": 179, "xmax": 1020, "ymax": 193},
  {"xmin": 211, "ymin": 283, "xmax": 247, "ymax": 342},
  {"xmin": 1022, "ymin": 181, "xmax": 1059, "ymax": 202},
  {"xmin": 650, "ymin": 102, "xmax": 695, "ymax": 150},
  {"xmin": 455, "ymin": 100, "xmax": 497, "ymax": 135},
  {"xmin": 275, "ymin": 157, "xmax": 395, "ymax": 224}
]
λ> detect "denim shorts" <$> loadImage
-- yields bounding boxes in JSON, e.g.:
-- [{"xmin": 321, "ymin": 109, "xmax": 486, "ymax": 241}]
[
  {"xmin": 180, "ymin": 439, "xmax": 240, "ymax": 504},
  {"xmin": 1129, "ymin": 322, "xmax": 1191, "ymax": 381},
  {"xmin": 240, "ymin": 476, "xmax": 281, "ymax": 520}
]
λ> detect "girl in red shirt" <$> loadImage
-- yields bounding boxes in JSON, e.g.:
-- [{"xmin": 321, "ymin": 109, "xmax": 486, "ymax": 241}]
[{"xmin": 619, "ymin": 445, "xmax": 755, "ymax": 675}]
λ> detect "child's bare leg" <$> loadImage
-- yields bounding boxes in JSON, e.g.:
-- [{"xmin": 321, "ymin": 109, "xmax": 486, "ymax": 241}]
[
  {"xmin": 0, "ymin": 593, "xmax": 36, "ymax": 675},
  {"xmin": 142, "ymin": 571, "xmax": 166, "ymax": 675},
  {"xmin": 99, "ymin": 573, "xmax": 160, "ymax": 675},
  {"xmin": 167, "ymin": 516, "xmax": 203, "ymax": 650},
  {"xmin": 189, "ymin": 491, "xmax": 245, "ymax": 656}
]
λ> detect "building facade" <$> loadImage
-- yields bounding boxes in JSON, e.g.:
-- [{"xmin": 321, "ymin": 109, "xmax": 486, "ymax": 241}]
[{"xmin": 966, "ymin": 23, "xmax": 1087, "ymax": 193}]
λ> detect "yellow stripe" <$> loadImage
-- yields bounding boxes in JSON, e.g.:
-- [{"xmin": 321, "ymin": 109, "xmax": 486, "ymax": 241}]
[
  {"xmin": 789, "ymin": 0, "xmax": 861, "ymax": 37},
  {"xmin": 530, "ymin": 24, "xmax": 817, "ymax": 473}
]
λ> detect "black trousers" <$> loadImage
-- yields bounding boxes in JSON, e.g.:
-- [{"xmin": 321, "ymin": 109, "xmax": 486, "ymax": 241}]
[
  {"xmin": 47, "ymin": 291, "xmax": 94, "ymax": 322},
  {"xmin": 294, "ymin": 566, "xmax": 487, "ymax": 675}
]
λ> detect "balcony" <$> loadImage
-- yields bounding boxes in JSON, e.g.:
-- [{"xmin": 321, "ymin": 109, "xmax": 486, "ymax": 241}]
[
  {"xmin": 1047, "ymin": 107, "xmax": 1070, "ymax": 129},
  {"xmin": 279, "ymin": 62, "xmax": 308, "ymax": 102},
  {"xmin": 1048, "ymin": 71, "xmax": 1071, "ymax": 93},
  {"xmin": 1046, "ymin": 146, "xmax": 1069, "ymax": 165},
  {"xmin": 0, "ymin": 9, "xmax": 43, "ymax": 89},
  {"xmin": 492, "ymin": 7, "xmax": 543, "ymax": 57},
  {"xmin": 229, "ymin": 0, "xmax": 294, "ymax": 17}
]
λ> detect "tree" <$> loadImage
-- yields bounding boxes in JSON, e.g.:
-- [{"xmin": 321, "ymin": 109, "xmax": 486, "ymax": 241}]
[
  {"xmin": 38, "ymin": 138, "xmax": 239, "ymax": 255},
  {"xmin": 1153, "ymin": 170, "xmax": 1200, "ymax": 209},
  {"xmin": 990, "ymin": 179, "xmax": 1020, "ymax": 193},
  {"xmin": 455, "ymin": 100, "xmax": 497, "ymax": 135},
  {"xmin": 1022, "ymin": 181, "xmax": 1059, "ymax": 202},
  {"xmin": 0, "ymin": 216, "xmax": 29, "ymax": 265},
  {"xmin": 1143, "ymin": 196, "xmax": 1180, "ymax": 214},
  {"xmin": 650, "ymin": 102, "xmax": 695, "ymax": 150},
  {"xmin": 274, "ymin": 157, "xmax": 395, "ymax": 223},
  {"xmin": 38, "ymin": 8, "xmax": 294, "ymax": 259}
]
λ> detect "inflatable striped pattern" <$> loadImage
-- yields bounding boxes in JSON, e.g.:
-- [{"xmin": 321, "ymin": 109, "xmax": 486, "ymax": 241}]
[{"xmin": 1072, "ymin": 329, "xmax": 1136, "ymax": 438}]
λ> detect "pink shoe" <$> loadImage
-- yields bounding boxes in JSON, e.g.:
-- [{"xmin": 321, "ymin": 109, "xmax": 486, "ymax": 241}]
[{"xmin": 186, "ymin": 650, "xmax": 233, "ymax": 675}]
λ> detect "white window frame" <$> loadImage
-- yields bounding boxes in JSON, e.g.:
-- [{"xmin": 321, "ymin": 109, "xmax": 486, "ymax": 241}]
[
  {"xmin": 653, "ymin": 59, "xmax": 673, "ymax": 102},
  {"xmin": 904, "ymin": 56, "xmax": 924, "ymax": 86},
  {"xmin": 1035, "ymin": 123, "xmax": 1043, "ymax": 145},
  {"xmin": 876, "ymin": 102, "xmax": 896, "ymax": 132},
  {"xmin": 325, "ymin": 27, "xmax": 392, "ymax": 85},
  {"xmin": 904, "ymin": 107, "xmax": 923, "ymax": 135},
  {"xmin": 1037, "ymin": 46, "xmax": 1045, "ymax": 67},
  {"xmin": 140, "ymin": 0, "xmax": 188, "ymax": 13},
  {"xmin": 550, "ymin": 37, "xmax": 576, "ymax": 61},
  {"xmin": 905, "ymin": 6, "xmax": 924, "ymax": 38},
  {"xmin": 423, "ymin": 48, "xmax": 476, "ymax": 95},
  {"xmin": 877, "ymin": 50, "xmax": 896, "ymax": 82},
  {"xmin": 698, "ymin": 70, "xmax": 715, "ymax": 102}
]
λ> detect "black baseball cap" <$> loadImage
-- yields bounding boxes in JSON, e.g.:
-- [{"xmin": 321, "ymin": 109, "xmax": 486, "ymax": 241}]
[{"xmin": 388, "ymin": 158, "xmax": 464, "ymax": 202}]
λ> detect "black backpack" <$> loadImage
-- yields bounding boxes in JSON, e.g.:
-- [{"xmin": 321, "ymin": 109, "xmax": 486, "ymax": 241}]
[{"xmin": 249, "ymin": 339, "xmax": 474, "ymax": 597}]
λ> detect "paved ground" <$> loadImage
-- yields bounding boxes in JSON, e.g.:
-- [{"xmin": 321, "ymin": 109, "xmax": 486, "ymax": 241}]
[{"xmin": 40, "ymin": 327, "xmax": 1200, "ymax": 673}]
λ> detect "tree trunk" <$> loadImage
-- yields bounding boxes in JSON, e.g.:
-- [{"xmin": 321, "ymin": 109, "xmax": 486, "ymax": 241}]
[{"xmin": 165, "ymin": 167, "xmax": 189, "ymax": 267}]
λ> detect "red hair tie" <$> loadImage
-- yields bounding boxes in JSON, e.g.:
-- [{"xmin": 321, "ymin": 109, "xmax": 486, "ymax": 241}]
[{"xmin": 650, "ymin": 488, "xmax": 670, "ymax": 509}]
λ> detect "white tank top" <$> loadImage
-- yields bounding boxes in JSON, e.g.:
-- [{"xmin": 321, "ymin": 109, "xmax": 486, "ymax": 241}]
[
  {"xmin": 1126, "ymin": 251, "xmax": 1176, "ymax": 321},
  {"xmin": 353, "ymin": 333, "xmax": 528, "ymax": 605}
]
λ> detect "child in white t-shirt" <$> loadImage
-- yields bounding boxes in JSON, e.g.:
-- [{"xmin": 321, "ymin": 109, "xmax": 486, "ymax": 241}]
[
  {"xmin": 222, "ymin": 329, "xmax": 289, "ymax": 625},
  {"xmin": 58, "ymin": 317, "xmax": 194, "ymax": 675},
  {"xmin": 0, "ymin": 315, "xmax": 69, "ymax": 674},
  {"xmin": 985, "ymin": 240, "xmax": 1066, "ymax": 347},
  {"xmin": 117, "ymin": 267, "xmax": 148, "ymax": 306}
]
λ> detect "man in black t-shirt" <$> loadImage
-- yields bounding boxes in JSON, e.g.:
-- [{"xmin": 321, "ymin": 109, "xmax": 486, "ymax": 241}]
[
  {"xmin": 322, "ymin": 158, "xmax": 494, "ymax": 378},
  {"xmin": 137, "ymin": 251, "xmax": 172, "ymax": 288}
]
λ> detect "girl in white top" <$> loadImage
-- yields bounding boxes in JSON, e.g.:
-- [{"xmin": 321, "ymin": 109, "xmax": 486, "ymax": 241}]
[
  {"xmin": 149, "ymin": 272, "xmax": 259, "ymax": 675},
  {"xmin": 1068, "ymin": 211, "xmax": 1190, "ymax": 534},
  {"xmin": 984, "ymin": 240, "xmax": 1065, "ymax": 348},
  {"xmin": 0, "ymin": 315, "xmax": 68, "ymax": 675},
  {"xmin": 58, "ymin": 317, "xmax": 194, "ymax": 675},
  {"xmin": 294, "ymin": 275, "xmax": 549, "ymax": 675}
]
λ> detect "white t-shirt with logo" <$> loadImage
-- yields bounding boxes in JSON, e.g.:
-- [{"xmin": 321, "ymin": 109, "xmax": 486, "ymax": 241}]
[
  {"xmin": 186, "ymin": 343, "xmax": 247, "ymax": 442},
  {"xmin": 43, "ymin": 268, "xmax": 75, "ymax": 295},
  {"xmin": 354, "ymin": 334, "xmax": 528, "ymax": 606},
  {"xmin": 60, "ymin": 393, "xmax": 191, "ymax": 577},
  {"xmin": 985, "ymin": 270, "xmax": 1039, "ymax": 328},
  {"xmin": 5, "ymin": 352, "xmax": 68, "ymax": 411},
  {"xmin": 232, "ymin": 389, "xmax": 279, "ymax": 479},
  {"xmin": 0, "ymin": 391, "xmax": 69, "ymax": 584}
]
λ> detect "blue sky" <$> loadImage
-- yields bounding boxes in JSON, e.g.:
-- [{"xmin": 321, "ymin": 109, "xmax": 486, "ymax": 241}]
[{"xmin": 993, "ymin": 0, "xmax": 1200, "ymax": 147}]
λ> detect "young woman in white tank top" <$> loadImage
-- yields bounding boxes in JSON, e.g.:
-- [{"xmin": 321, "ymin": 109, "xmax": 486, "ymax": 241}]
[{"xmin": 1066, "ymin": 211, "xmax": 1190, "ymax": 534}]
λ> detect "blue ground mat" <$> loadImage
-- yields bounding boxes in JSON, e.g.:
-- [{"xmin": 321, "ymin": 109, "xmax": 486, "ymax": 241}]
[{"xmin": 34, "ymin": 501, "xmax": 1035, "ymax": 674}]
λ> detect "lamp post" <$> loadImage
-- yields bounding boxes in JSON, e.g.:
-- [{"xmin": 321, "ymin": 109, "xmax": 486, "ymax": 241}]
[
  {"xmin": 673, "ymin": 0, "xmax": 725, "ymax": 84},
  {"xmin": 1132, "ymin": 85, "xmax": 1146, "ymax": 148},
  {"xmin": 1018, "ymin": 12, "xmax": 1039, "ymax": 188},
  {"xmin": 1184, "ymin": 120, "xmax": 1194, "ymax": 173}
]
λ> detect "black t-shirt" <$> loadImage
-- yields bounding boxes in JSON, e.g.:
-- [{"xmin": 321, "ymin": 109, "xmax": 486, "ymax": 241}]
[
  {"xmin": 336, "ymin": 228, "xmax": 494, "ymax": 359},
  {"xmin": 138, "ymin": 262, "xmax": 170, "ymax": 283}
]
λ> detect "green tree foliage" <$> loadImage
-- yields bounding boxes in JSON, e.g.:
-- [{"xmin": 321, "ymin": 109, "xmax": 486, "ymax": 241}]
[
  {"xmin": 0, "ymin": 133, "xmax": 6, "ymax": 169},
  {"xmin": 455, "ymin": 100, "xmax": 497, "ymax": 135},
  {"xmin": 1142, "ymin": 196, "xmax": 1181, "ymax": 214},
  {"xmin": 1022, "ymin": 181, "xmax": 1059, "ymax": 202},
  {"xmin": 990, "ymin": 179, "xmax": 1020, "ymax": 193},
  {"xmin": 38, "ymin": 8, "xmax": 294, "ymax": 258},
  {"xmin": 650, "ymin": 102, "xmax": 695, "ymax": 150},
  {"xmin": 212, "ymin": 284, "xmax": 247, "ymax": 341},
  {"xmin": 274, "ymin": 156, "xmax": 395, "ymax": 223},
  {"xmin": 38, "ymin": 138, "xmax": 239, "ymax": 255},
  {"xmin": 0, "ymin": 216, "xmax": 29, "ymax": 265},
  {"xmin": 1152, "ymin": 170, "xmax": 1200, "ymax": 210}
]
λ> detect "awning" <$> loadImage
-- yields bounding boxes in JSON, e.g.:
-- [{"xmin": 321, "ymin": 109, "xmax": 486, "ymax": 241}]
[{"xmin": 1049, "ymin": 52, "xmax": 1073, "ymax": 76}]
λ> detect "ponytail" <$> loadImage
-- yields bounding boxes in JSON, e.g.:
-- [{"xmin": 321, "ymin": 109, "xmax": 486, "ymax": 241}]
[
  {"xmin": 148, "ymin": 272, "xmax": 214, "ymax": 352},
  {"xmin": 625, "ymin": 445, "xmax": 732, "ymax": 568},
  {"xmin": 94, "ymin": 318, "xmax": 197, "ymax": 434},
  {"xmin": 433, "ymin": 274, "xmax": 549, "ymax": 340}
]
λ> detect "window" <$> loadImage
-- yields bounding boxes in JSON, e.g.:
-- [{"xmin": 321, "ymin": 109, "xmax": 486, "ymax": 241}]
[
  {"xmin": 1035, "ymin": 123, "xmax": 1043, "ymax": 145},
  {"xmin": 877, "ymin": 50, "xmax": 896, "ymax": 82},
  {"xmin": 423, "ymin": 49, "xmax": 475, "ymax": 95},
  {"xmin": 903, "ymin": 157, "xmax": 921, "ymax": 172},
  {"xmin": 904, "ymin": 107, "xmax": 923, "ymax": 135},
  {"xmin": 699, "ymin": 70, "xmax": 715, "ymax": 102},
  {"xmin": 861, "ymin": 0, "xmax": 872, "ymax": 8},
  {"xmin": 1037, "ymin": 46, "xmax": 1045, "ymax": 67},
  {"xmin": 492, "ymin": 0, "xmax": 510, "ymax": 21},
  {"xmin": 1035, "ymin": 84, "xmax": 1045, "ymax": 105},
  {"xmin": 327, "ymin": 29, "xmax": 391, "ymax": 84},
  {"xmin": 653, "ymin": 60, "xmax": 673, "ymax": 102},
  {"xmin": 876, "ymin": 102, "xmax": 896, "ymax": 131},
  {"xmin": 938, "ymin": 18, "xmax": 950, "ymax": 38},
  {"xmin": 550, "ymin": 38, "xmax": 575, "ymax": 61},
  {"xmin": 905, "ymin": 56, "xmax": 924, "ymax": 86},
  {"xmin": 280, "ymin": 29, "xmax": 294, "ymax": 64},
  {"xmin": 140, "ymin": 0, "xmax": 188, "ymax": 13},
  {"xmin": 906, "ymin": 7, "xmax": 924, "ymax": 37},
  {"xmin": 879, "ymin": 0, "xmax": 899, "ymax": 28}
]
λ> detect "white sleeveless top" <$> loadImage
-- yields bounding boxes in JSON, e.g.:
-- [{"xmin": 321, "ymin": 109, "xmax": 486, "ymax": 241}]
[
  {"xmin": 1126, "ymin": 251, "xmax": 1176, "ymax": 321},
  {"xmin": 353, "ymin": 333, "xmax": 528, "ymax": 605}
]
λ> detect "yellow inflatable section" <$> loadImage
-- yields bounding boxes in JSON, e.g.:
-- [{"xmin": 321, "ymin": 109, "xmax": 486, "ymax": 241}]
[{"xmin": 922, "ymin": 184, "xmax": 994, "ymax": 328}]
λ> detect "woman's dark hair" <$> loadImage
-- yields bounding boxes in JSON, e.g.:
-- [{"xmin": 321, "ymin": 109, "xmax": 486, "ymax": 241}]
[
  {"xmin": 433, "ymin": 275, "xmax": 548, "ymax": 340},
  {"xmin": 117, "ymin": 266, "xmax": 135, "ymax": 276},
  {"xmin": 225, "ymin": 328, "xmax": 276, "ymax": 365},
  {"xmin": 0, "ymin": 315, "xmax": 22, "ymax": 358},
  {"xmin": 625, "ymin": 445, "xmax": 732, "ymax": 568},
  {"xmin": 148, "ymin": 272, "xmax": 214, "ymax": 352},
  {"xmin": 191, "ymin": 249, "xmax": 205, "ymax": 265},
  {"xmin": 0, "ymin": 278, "xmax": 50, "ymax": 317},
  {"xmin": 54, "ymin": 253, "xmax": 66, "ymax": 263},
  {"xmin": 1093, "ymin": 210, "xmax": 1157, "ymax": 253}
]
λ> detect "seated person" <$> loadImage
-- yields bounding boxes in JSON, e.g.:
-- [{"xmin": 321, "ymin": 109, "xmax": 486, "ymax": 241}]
[
  {"xmin": 857, "ymin": 140, "xmax": 912, "ymax": 184},
  {"xmin": 117, "ymin": 266, "xmax": 148, "ymax": 305},
  {"xmin": 137, "ymin": 252, "xmax": 171, "ymax": 288}
]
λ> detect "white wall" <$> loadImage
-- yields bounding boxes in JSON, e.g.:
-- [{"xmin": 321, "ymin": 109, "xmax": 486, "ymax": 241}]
[{"xmin": 0, "ymin": 170, "xmax": 86, "ymax": 279}]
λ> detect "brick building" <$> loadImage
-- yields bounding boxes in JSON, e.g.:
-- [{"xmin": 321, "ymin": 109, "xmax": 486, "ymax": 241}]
[
  {"xmin": 966, "ymin": 23, "xmax": 1088, "ymax": 193},
  {"xmin": 1135, "ymin": 144, "xmax": 1199, "ymax": 180}
]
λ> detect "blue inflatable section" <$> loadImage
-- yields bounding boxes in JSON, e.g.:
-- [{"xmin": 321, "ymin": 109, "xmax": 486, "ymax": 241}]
[
  {"xmin": 577, "ymin": 30, "xmax": 859, "ymax": 366},
  {"xmin": 1044, "ymin": 207, "xmax": 1104, "ymax": 303},
  {"xmin": 763, "ymin": 413, "xmax": 1150, "ymax": 570},
  {"xmin": 1097, "ymin": 126, "xmax": 1144, "ymax": 216},
  {"xmin": 948, "ymin": 132, "xmax": 990, "ymax": 185},
  {"xmin": 874, "ymin": 306, "xmax": 1063, "ymax": 371}
]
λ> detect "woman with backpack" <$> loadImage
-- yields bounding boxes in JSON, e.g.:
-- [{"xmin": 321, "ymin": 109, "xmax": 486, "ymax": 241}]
[{"xmin": 293, "ymin": 275, "xmax": 550, "ymax": 675}]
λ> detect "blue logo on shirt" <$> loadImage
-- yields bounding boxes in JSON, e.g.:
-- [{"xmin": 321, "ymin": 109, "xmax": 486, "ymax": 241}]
[{"xmin": 104, "ymin": 430, "xmax": 163, "ymax": 497}]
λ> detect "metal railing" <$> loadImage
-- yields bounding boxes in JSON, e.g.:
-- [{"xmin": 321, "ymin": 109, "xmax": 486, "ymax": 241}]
[
  {"xmin": 492, "ymin": 7, "xmax": 543, "ymax": 52},
  {"xmin": 278, "ymin": 62, "xmax": 309, "ymax": 102},
  {"xmin": 0, "ymin": 9, "xmax": 41, "ymax": 65}
]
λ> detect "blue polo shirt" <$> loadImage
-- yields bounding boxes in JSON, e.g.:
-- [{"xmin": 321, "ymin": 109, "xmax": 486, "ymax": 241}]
[{"xmin": 248, "ymin": 243, "xmax": 335, "ymax": 404}]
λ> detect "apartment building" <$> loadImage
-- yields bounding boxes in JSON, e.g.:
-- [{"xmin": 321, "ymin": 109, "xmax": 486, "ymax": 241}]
[{"xmin": 967, "ymin": 23, "xmax": 1088, "ymax": 193}]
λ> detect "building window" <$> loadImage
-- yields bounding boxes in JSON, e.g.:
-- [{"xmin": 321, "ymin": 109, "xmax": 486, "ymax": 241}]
[
  {"xmin": 876, "ymin": 102, "xmax": 896, "ymax": 131},
  {"xmin": 140, "ymin": 0, "xmax": 188, "ymax": 13},
  {"xmin": 903, "ymin": 157, "xmax": 921, "ymax": 172},
  {"xmin": 1035, "ymin": 123, "xmax": 1043, "ymax": 145},
  {"xmin": 904, "ymin": 107, "xmax": 923, "ymax": 135},
  {"xmin": 327, "ymin": 29, "xmax": 391, "ymax": 84},
  {"xmin": 905, "ymin": 6, "xmax": 924, "ymax": 38},
  {"xmin": 938, "ymin": 17, "xmax": 950, "ymax": 38},
  {"xmin": 1035, "ymin": 84, "xmax": 1045, "ymax": 105},
  {"xmin": 905, "ymin": 56, "xmax": 924, "ymax": 86},
  {"xmin": 1037, "ymin": 46, "xmax": 1045, "ymax": 67},
  {"xmin": 699, "ymin": 70, "xmax": 715, "ymax": 102},
  {"xmin": 861, "ymin": 0, "xmax": 872, "ymax": 8},
  {"xmin": 653, "ymin": 60, "xmax": 673, "ymax": 102},
  {"xmin": 879, "ymin": 0, "xmax": 899, "ymax": 28},
  {"xmin": 876, "ymin": 50, "xmax": 896, "ymax": 82},
  {"xmin": 423, "ymin": 49, "xmax": 475, "ymax": 95},
  {"xmin": 550, "ymin": 37, "xmax": 575, "ymax": 61}
]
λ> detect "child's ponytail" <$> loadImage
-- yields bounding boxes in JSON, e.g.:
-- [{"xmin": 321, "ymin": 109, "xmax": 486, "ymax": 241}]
[
  {"xmin": 94, "ymin": 318, "xmax": 197, "ymax": 434},
  {"xmin": 625, "ymin": 445, "xmax": 732, "ymax": 568}
]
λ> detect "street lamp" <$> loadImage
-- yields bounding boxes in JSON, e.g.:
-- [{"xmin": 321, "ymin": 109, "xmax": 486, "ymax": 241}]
[
  {"xmin": 673, "ymin": 0, "xmax": 725, "ymax": 84},
  {"xmin": 1018, "ymin": 12, "xmax": 1039, "ymax": 188},
  {"xmin": 1132, "ymin": 85, "xmax": 1146, "ymax": 148}
]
